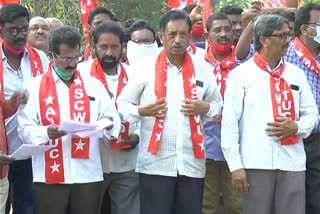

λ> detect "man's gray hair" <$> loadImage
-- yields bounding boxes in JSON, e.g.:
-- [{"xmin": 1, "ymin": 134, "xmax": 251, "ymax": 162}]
[{"xmin": 253, "ymin": 14, "xmax": 289, "ymax": 50}]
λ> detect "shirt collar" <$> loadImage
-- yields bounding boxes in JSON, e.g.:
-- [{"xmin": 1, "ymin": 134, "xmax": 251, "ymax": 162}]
[
  {"xmin": 104, "ymin": 63, "xmax": 121, "ymax": 80},
  {"xmin": 2, "ymin": 46, "xmax": 29, "ymax": 62}
]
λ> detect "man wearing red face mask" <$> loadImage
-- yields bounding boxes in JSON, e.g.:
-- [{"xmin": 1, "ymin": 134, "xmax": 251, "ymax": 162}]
[
  {"xmin": 202, "ymin": 13, "xmax": 242, "ymax": 214},
  {"xmin": 0, "ymin": 4, "xmax": 49, "ymax": 214},
  {"xmin": 183, "ymin": 4, "xmax": 206, "ymax": 54}
]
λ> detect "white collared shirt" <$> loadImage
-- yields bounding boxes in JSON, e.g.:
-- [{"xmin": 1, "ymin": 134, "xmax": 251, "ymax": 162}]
[
  {"xmin": 117, "ymin": 52, "xmax": 223, "ymax": 178},
  {"xmin": 2, "ymin": 48, "xmax": 49, "ymax": 154},
  {"xmin": 77, "ymin": 61, "xmax": 140, "ymax": 173},
  {"xmin": 17, "ymin": 70, "xmax": 121, "ymax": 184},
  {"xmin": 221, "ymin": 58, "xmax": 319, "ymax": 172}
]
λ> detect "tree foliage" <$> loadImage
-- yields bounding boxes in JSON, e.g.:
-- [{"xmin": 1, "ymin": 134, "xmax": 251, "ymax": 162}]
[{"xmin": 19, "ymin": 0, "xmax": 319, "ymax": 36}]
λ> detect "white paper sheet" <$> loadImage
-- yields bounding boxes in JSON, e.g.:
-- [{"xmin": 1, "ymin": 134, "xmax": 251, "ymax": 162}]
[
  {"xmin": 59, "ymin": 117, "xmax": 113, "ymax": 138},
  {"xmin": 9, "ymin": 144, "xmax": 54, "ymax": 160}
]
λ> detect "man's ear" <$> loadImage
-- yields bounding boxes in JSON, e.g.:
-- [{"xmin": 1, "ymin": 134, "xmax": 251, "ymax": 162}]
[
  {"xmin": 158, "ymin": 32, "xmax": 164, "ymax": 45},
  {"xmin": 204, "ymin": 32, "xmax": 209, "ymax": 41},
  {"xmin": 48, "ymin": 51, "xmax": 54, "ymax": 61}
]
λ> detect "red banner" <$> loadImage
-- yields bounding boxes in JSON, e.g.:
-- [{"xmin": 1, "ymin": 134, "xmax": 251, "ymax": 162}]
[{"xmin": 81, "ymin": 0, "xmax": 98, "ymax": 43}]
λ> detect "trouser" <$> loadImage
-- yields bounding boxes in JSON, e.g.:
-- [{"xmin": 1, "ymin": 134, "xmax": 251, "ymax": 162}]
[
  {"xmin": 202, "ymin": 159, "xmax": 242, "ymax": 214},
  {"xmin": 100, "ymin": 170, "xmax": 139, "ymax": 214},
  {"xmin": 242, "ymin": 169, "xmax": 305, "ymax": 214},
  {"xmin": 34, "ymin": 181, "xmax": 102, "ymax": 214},
  {"xmin": 0, "ymin": 177, "xmax": 9, "ymax": 214},
  {"xmin": 139, "ymin": 173, "xmax": 204, "ymax": 214},
  {"xmin": 5, "ymin": 159, "xmax": 34, "ymax": 214},
  {"xmin": 304, "ymin": 135, "xmax": 320, "ymax": 214}
]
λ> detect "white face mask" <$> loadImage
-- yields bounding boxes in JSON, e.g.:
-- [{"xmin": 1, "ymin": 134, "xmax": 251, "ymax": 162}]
[
  {"xmin": 305, "ymin": 23, "xmax": 320, "ymax": 44},
  {"xmin": 127, "ymin": 41, "xmax": 158, "ymax": 65}
]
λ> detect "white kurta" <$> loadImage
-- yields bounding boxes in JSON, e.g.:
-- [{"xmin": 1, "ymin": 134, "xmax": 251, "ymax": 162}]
[{"xmin": 17, "ymin": 71, "xmax": 121, "ymax": 184}]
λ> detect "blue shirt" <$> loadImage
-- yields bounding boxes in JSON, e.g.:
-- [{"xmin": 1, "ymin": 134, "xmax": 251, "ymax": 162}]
[
  {"xmin": 204, "ymin": 59, "xmax": 239, "ymax": 161},
  {"xmin": 285, "ymin": 42, "xmax": 320, "ymax": 133}
]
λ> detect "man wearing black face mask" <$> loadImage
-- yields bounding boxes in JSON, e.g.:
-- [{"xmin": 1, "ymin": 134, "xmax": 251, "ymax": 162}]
[
  {"xmin": 77, "ymin": 21, "xmax": 140, "ymax": 214},
  {"xmin": 202, "ymin": 12, "xmax": 242, "ymax": 214}
]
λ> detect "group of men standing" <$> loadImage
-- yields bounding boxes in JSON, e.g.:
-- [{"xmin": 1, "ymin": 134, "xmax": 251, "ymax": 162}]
[{"xmin": 0, "ymin": 2, "xmax": 319, "ymax": 214}]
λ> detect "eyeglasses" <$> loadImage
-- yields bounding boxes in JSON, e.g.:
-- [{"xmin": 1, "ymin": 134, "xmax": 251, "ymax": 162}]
[
  {"xmin": 54, "ymin": 53, "xmax": 83, "ymax": 63},
  {"xmin": 307, "ymin": 23, "xmax": 320, "ymax": 26},
  {"xmin": 131, "ymin": 39, "xmax": 155, "ymax": 45},
  {"xmin": 4, "ymin": 26, "xmax": 29, "ymax": 36},
  {"xmin": 268, "ymin": 32, "xmax": 293, "ymax": 40}
]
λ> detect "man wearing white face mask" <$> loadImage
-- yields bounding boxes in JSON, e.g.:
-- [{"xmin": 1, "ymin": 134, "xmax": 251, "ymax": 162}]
[
  {"xmin": 284, "ymin": 3, "xmax": 320, "ymax": 214},
  {"xmin": 126, "ymin": 19, "xmax": 158, "ymax": 66}
]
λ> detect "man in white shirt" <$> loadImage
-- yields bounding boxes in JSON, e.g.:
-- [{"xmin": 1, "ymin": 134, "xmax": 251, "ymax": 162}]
[
  {"xmin": 78, "ymin": 21, "xmax": 140, "ymax": 214},
  {"xmin": 17, "ymin": 26, "xmax": 120, "ymax": 214},
  {"xmin": 221, "ymin": 14, "xmax": 319, "ymax": 214},
  {"xmin": 118, "ymin": 9, "xmax": 222, "ymax": 214},
  {"xmin": 0, "ymin": 4, "xmax": 49, "ymax": 214}
]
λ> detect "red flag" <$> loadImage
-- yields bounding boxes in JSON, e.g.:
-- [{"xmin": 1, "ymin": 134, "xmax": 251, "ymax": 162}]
[
  {"xmin": 259, "ymin": 0, "xmax": 286, "ymax": 8},
  {"xmin": 81, "ymin": 0, "xmax": 98, "ymax": 43},
  {"xmin": 168, "ymin": 0, "xmax": 204, "ymax": 9},
  {"xmin": 167, "ymin": 0, "xmax": 212, "ymax": 33},
  {"xmin": 297, "ymin": 0, "xmax": 302, "ymax": 7},
  {"xmin": 0, "ymin": 0, "xmax": 20, "ymax": 7},
  {"xmin": 202, "ymin": 0, "xmax": 213, "ymax": 33}
]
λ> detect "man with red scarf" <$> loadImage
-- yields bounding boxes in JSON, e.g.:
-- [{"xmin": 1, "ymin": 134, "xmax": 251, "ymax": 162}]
[
  {"xmin": 118, "ymin": 10, "xmax": 222, "ymax": 214},
  {"xmin": 17, "ymin": 26, "xmax": 120, "ymax": 214},
  {"xmin": 202, "ymin": 12, "xmax": 242, "ymax": 214},
  {"xmin": 0, "ymin": 4, "xmax": 49, "ymax": 214},
  {"xmin": 284, "ymin": 3, "xmax": 320, "ymax": 213},
  {"xmin": 222, "ymin": 14, "xmax": 318, "ymax": 214},
  {"xmin": 77, "ymin": 21, "xmax": 140, "ymax": 214}
]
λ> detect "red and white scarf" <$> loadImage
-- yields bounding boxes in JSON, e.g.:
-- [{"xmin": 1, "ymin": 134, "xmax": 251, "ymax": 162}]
[
  {"xmin": 187, "ymin": 40, "xmax": 196, "ymax": 55},
  {"xmin": 148, "ymin": 49, "xmax": 205, "ymax": 158},
  {"xmin": 0, "ymin": 41, "xmax": 44, "ymax": 93},
  {"xmin": 293, "ymin": 36, "xmax": 320, "ymax": 77},
  {"xmin": 253, "ymin": 51, "xmax": 298, "ymax": 145},
  {"xmin": 39, "ymin": 64, "xmax": 90, "ymax": 184},
  {"xmin": 204, "ymin": 46, "xmax": 237, "ymax": 121},
  {"xmin": 90, "ymin": 58, "xmax": 131, "ymax": 149}
]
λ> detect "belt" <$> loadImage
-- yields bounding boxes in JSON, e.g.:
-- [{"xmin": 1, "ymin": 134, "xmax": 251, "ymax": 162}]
[{"xmin": 304, "ymin": 133, "xmax": 320, "ymax": 144}]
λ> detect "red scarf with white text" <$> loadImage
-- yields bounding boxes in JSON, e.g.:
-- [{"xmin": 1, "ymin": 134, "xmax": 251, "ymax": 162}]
[
  {"xmin": 39, "ymin": 64, "xmax": 90, "ymax": 184},
  {"xmin": 293, "ymin": 36, "xmax": 320, "ymax": 77},
  {"xmin": 204, "ymin": 46, "xmax": 237, "ymax": 121},
  {"xmin": 148, "ymin": 49, "xmax": 205, "ymax": 158},
  {"xmin": 90, "ymin": 58, "xmax": 131, "ymax": 149},
  {"xmin": 253, "ymin": 51, "xmax": 298, "ymax": 145},
  {"xmin": 0, "ymin": 41, "xmax": 44, "ymax": 93}
]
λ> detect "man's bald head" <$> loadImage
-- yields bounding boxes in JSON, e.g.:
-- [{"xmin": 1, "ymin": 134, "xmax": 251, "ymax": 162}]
[{"xmin": 46, "ymin": 17, "xmax": 63, "ymax": 31}]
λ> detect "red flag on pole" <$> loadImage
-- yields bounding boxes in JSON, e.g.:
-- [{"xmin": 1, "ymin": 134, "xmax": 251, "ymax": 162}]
[
  {"xmin": 202, "ymin": 0, "xmax": 213, "ymax": 33},
  {"xmin": 81, "ymin": 0, "xmax": 98, "ymax": 43}
]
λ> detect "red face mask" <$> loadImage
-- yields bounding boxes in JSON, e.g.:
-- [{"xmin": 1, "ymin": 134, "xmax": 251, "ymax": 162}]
[
  {"xmin": 192, "ymin": 24, "xmax": 204, "ymax": 37},
  {"xmin": 0, "ymin": 27, "xmax": 25, "ymax": 55},
  {"xmin": 209, "ymin": 40, "xmax": 233, "ymax": 55}
]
